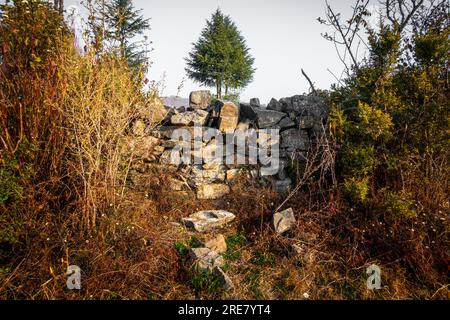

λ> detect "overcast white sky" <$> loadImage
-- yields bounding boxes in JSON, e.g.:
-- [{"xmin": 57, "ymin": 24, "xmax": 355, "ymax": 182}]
[{"xmin": 64, "ymin": 0, "xmax": 365, "ymax": 102}]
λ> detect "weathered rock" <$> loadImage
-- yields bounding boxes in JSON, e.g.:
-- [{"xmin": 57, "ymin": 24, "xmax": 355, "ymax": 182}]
[
  {"xmin": 143, "ymin": 96, "xmax": 168, "ymax": 125},
  {"xmin": 267, "ymin": 98, "xmax": 284, "ymax": 112},
  {"xmin": 293, "ymin": 95, "xmax": 328, "ymax": 118},
  {"xmin": 182, "ymin": 210, "xmax": 236, "ymax": 232},
  {"xmin": 236, "ymin": 121, "xmax": 250, "ymax": 131},
  {"xmin": 298, "ymin": 115, "xmax": 315, "ymax": 129},
  {"xmin": 212, "ymin": 266, "xmax": 234, "ymax": 290},
  {"xmin": 154, "ymin": 126, "xmax": 200, "ymax": 139},
  {"xmin": 189, "ymin": 90, "xmax": 211, "ymax": 110},
  {"xmin": 124, "ymin": 136, "xmax": 162, "ymax": 162},
  {"xmin": 205, "ymin": 234, "xmax": 227, "ymax": 253},
  {"xmin": 277, "ymin": 117, "xmax": 296, "ymax": 129},
  {"xmin": 240, "ymin": 104, "xmax": 286, "ymax": 128},
  {"xmin": 255, "ymin": 109, "xmax": 287, "ymax": 128},
  {"xmin": 272, "ymin": 177, "xmax": 292, "ymax": 193},
  {"xmin": 160, "ymin": 149, "xmax": 180, "ymax": 166},
  {"xmin": 279, "ymin": 97, "xmax": 293, "ymax": 112},
  {"xmin": 197, "ymin": 183, "xmax": 230, "ymax": 199},
  {"xmin": 218, "ymin": 101, "xmax": 240, "ymax": 132},
  {"xmin": 250, "ymin": 98, "xmax": 261, "ymax": 108},
  {"xmin": 191, "ymin": 165, "xmax": 226, "ymax": 185},
  {"xmin": 281, "ymin": 129, "xmax": 309, "ymax": 150},
  {"xmin": 257, "ymin": 130, "xmax": 276, "ymax": 148},
  {"xmin": 239, "ymin": 103, "xmax": 257, "ymax": 121},
  {"xmin": 161, "ymin": 139, "xmax": 186, "ymax": 148},
  {"xmin": 189, "ymin": 247, "xmax": 224, "ymax": 272},
  {"xmin": 171, "ymin": 109, "xmax": 209, "ymax": 126},
  {"xmin": 273, "ymin": 208, "xmax": 296, "ymax": 234},
  {"xmin": 151, "ymin": 146, "xmax": 165, "ymax": 159},
  {"xmin": 203, "ymin": 138, "xmax": 227, "ymax": 161},
  {"xmin": 277, "ymin": 158, "xmax": 290, "ymax": 180},
  {"xmin": 202, "ymin": 158, "xmax": 224, "ymax": 170}
]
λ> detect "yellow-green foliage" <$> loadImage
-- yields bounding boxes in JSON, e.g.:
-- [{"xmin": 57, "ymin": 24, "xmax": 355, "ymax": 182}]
[
  {"xmin": 340, "ymin": 144, "xmax": 379, "ymax": 177},
  {"xmin": 381, "ymin": 190, "xmax": 417, "ymax": 219},
  {"xmin": 343, "ymin": 177, "xmax": 370, "ymax": 204},
  {"xmin": 356, "ymin": 102, "xmax": 393, "ymax": 141},
  {"xmin": 330, "ymin": 12, "xmax": 449, "ymax": 220}
]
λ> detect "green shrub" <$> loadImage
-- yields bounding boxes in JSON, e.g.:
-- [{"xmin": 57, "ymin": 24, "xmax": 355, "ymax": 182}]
[
  {"xmin": 382, "ymin": 190, "xmax": 417, "ymax": 219},
  {"xmin": 190, "ymin": 268, "xmax": 222, "ymax": 295},
  {"xmin": 343, "ymin": 177, "xmax": 370, "ymax": 204}
]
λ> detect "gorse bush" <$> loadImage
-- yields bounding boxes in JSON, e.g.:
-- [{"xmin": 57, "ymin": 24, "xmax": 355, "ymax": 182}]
[
  {"xmin": 328, "ymin": 2, "xmax": 449, "ymax": 219},
  {"xmin": 322, "ymin": 0, "xmax": 449, "ymax": 288},
  {"xmin": 0, "ymin": 1, "xmax": 73, "ymax": 255}
]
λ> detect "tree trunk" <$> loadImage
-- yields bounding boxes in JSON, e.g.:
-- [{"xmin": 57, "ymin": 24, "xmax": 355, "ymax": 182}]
[
  {"xmin": 216, "ymin": 79, "xmax": 222, "ymax": 99},
  {"xmin": 54, "ymin": 0, "xmax": 64, "ymax": 15}
]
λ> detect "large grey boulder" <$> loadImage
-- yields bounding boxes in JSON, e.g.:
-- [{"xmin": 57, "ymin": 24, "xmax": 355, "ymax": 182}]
[
  {"xmin": 240, "ymin": 104, "xmax": 287, "ymax": 128},
  {"xmin": 267, "ymin": 98, "xmax": 284, "ymax": 112},
  {"xmin": 250, "ymin": 98, "xmax": 261, "ymax": 108},
  {"xmin": 281, "ymin": 129, "xmax": 309, "ymax": 150},
  {"xmin": 122, "ymin": 136, "xmax": 161, "ymax": 161},
  {"xmin": 255, "ymin": 109, "xmax": 286, "ymax": 128},
  {"xmin": 182, "ymin": 210, "xmax": 236, "ymax": 232},
  {"xmin": 137, "ymin": 96, "xmax": 168, "ymax": 126},
  {"xmin": 273, "ymin": 208, "xmax": 296, "ymax": 234},
  {"xmin": 154, "ymin": 125, "xmax": 202, "ymax": 139},
  {"xmin": 286, "ymin": 95, "xmax": 329, "ymax": 121},
  {"xmin": 189, "ymin": 90, "xmax": 211, "ymax": 110},
  {"xmin": 239, "ymin": 103, "xmax": 257, "ymax": 121},
  {"xmin": 279, "ymin": 97, "xmax": 293, "ymax": 112}
]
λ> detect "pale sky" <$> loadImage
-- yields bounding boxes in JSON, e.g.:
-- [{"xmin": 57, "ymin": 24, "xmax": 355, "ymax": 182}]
[{"xmin": 66, "ymin": 0, "xmax": 364, "ymax": 103}]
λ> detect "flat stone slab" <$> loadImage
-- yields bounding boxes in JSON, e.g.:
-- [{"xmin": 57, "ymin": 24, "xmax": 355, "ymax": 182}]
[
  {"xmin": 205, "ymin": 234, "xmax": 227, "ymax": 253},
  {"xmin": 196, "ymin": 183, "xmax": 230, "ymax": 199},
  {"xmin": 189, "ymin": 247, "xmax": 224, "ymax": 272},
  {"xmin": 182, "ymin": 210, "xmax": 236, "ymax": 232},
  {"xmin": 171, "ymin": 109, "xmax": 209, "ymax": 126},
  {"xmin": 273, "ymin": 208, "xmax": 296, "ymax": 234}
]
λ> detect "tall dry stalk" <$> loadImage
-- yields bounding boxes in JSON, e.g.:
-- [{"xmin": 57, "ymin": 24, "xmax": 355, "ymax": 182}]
[{"xmin": 60, "ymin": 52, "xmax": 161, "ymax": 231}]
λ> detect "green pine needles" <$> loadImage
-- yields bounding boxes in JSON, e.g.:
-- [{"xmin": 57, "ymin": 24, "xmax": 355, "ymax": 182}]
[{"xmin": 185, "ymin": 9, "xmax": 255, "ymax": 99}]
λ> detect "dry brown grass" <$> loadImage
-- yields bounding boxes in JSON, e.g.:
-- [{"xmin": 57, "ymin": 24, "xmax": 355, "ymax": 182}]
[{"xmin": 0, "ymin": 161, "xmax": 448, "ymax": 300}]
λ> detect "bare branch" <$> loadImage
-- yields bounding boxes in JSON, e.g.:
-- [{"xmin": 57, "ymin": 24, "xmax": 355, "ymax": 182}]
[{"xmin": 301, "ymin": 69, "xmax": 317, "ymax": 94}]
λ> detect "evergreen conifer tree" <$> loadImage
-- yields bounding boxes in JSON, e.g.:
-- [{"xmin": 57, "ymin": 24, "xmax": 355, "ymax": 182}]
[
  {"xmin": 105, "ymin": 0, "xmax": 150, "ymax": 72},
  {"xmin": 185, "ymin": 9, "xmax": 255, "ymax": 99}
]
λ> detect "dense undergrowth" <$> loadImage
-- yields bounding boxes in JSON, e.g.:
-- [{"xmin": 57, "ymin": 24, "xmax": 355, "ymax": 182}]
[{"xmin": 0, "ymin": 1, "xmax": 448, "ymax": 299}]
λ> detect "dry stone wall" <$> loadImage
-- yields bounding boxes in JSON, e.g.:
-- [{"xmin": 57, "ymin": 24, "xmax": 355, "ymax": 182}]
[{"xmin": 127, "ymin": 90, "xmax": 329, "ymax": 200}]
